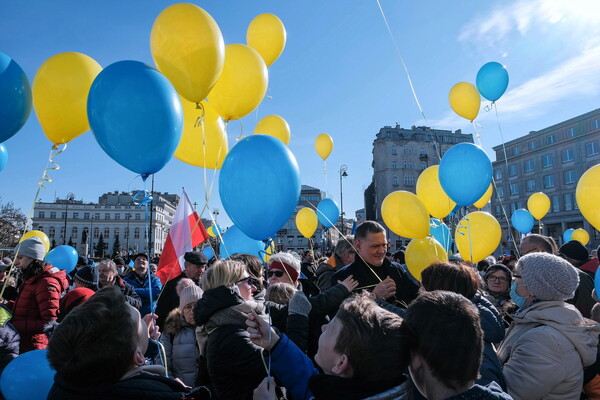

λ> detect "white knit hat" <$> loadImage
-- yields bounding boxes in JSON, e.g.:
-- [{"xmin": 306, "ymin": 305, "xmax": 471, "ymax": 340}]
[
  {"xmin": 518, "ymin": 252, "xmax": 579, "ymax": 301},
  {"xmin": 179, "ymin": 284, "xmax": 203, "ymax": 310}
]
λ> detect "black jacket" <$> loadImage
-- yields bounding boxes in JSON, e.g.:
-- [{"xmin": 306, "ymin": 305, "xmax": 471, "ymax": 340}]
[
  {"xmin": 0, "ymin": 306, "xmax": 19, "ymax": 375},
  {"xmin": 100, "ymin": 276, "xmax": 142, "ymax": 311},
  {"xmin": 155, "ymin": 272, "xmax": 187, "ymax": 329},
  {"xmin": 331, "ymin": 258, "xmax": 419, "ymax": 307}
]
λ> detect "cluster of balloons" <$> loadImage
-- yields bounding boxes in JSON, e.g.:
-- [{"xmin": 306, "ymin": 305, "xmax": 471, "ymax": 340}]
[
  {"xmin": 563, "ymin": 228, "xmax": 590, "ymax": 246},
  {"xmin": 449, "ymin": 61, "xmax": 509, "ymax": 122}
]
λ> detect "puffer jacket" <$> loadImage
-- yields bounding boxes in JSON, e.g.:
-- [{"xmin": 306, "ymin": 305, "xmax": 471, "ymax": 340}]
[
  {"xmin": 0, "ymin": 305, "xmax": 19, "ymax": 374},
  {"xmin": 472, "ymin": 293, "xmax": 506, "ymax": 390},
  {"xmin": 12, "ymin": 265, "xmax": 68, "ymax": 353},
  {"xmin": 162, "ymin": 308, "xmax": 198, "ymax": 387},
  {"xmin": 497, "ymin": 301, "xmax": 600, "ymax": 400}
]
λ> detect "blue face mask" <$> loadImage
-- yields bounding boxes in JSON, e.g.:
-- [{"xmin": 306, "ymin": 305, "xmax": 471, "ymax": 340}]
[{"xmin": 510, "ymin": 281, "xmax": 527, "ymax": 308}]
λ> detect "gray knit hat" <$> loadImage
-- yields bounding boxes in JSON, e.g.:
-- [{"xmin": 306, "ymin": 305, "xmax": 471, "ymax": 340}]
[
  {"xmin": 179, "ymin": 284, "xmax": 203, "ymax": 310},
  {"xmin": 517, "ymin": 252, "xmax": 579, "ymax": 301},
  {"xmin": 16, "ymin": 237, "xmax": 46, "ymax": 261}
]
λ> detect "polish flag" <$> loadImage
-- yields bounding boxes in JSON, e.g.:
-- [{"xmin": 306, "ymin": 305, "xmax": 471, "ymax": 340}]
[{"xmin": 156, "ymin": 189, "xmax": 208, "ymax": 284}]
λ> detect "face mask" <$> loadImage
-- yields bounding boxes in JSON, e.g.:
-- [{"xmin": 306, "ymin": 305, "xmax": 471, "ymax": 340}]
[{"xmin": 510, "ymin": 281, "xmax": 527, "ymax": 308}]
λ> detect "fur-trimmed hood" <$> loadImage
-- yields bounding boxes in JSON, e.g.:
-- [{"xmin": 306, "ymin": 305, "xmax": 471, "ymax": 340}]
[{"xmin": 163, "ymin": 308, "xmax": 194, "ymax": 337}]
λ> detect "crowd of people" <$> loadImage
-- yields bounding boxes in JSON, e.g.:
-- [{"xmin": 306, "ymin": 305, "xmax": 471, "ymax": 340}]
[{"xmin": 0, "ymin": 221, "xmax": 599, "ymax": 399}]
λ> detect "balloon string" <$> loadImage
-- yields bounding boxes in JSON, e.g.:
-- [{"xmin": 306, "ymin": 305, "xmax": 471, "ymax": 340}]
[
  {"xmin": 237, "ymin": 120, "xmax": 244, "ymax": 141},
  {"xmin": 322, "ymin": 160, "xmax": 328, "ymax": 197}
]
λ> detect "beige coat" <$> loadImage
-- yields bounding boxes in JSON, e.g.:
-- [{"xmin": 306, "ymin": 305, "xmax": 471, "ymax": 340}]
[{"xmin": 497, "ymin": 301, "xmax": 600, "ymax": 400}]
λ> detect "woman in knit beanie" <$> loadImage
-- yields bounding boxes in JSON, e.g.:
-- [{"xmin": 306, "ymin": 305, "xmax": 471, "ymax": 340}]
[{"xmin": 497, "ymin": 252, "xmax": 600, "ymax": 400}]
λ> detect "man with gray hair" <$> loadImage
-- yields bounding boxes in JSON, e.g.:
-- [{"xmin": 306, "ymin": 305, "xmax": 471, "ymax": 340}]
[
  {"xmin": 315, "ymin": 235, "xmax": 355, "ymax": 291},
  {"xmin": 98, "ymin": 259, "xmax": 142, "ymax": 310}
]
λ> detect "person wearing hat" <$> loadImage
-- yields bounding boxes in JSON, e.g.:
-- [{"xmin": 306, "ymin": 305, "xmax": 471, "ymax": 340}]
[
  {"xmin": 560, "ymin": 240, "xmax": 599, "ymax": 280},
  {"xmin": 497, "ymin": 252, "xmax": 600, "ymax": 400},
  {"xmin": 57, "ymin": 287, "xmax": 95, "ymax": 322},
  {"xmin": 73, "ymin": 265, "xmax": 100, "ymax": 291},
  {"xmin": 154, "ymin": 251, "xmax": 207, "ymax": 330},
  {"xmin": 68, "ymin": 255, "xmax": 88, "ymax": 284},
  {"xmin": 162, "ymin": 284, "xmax": 204, "ymax": 387},
  {"xmin": 123, "ymin": 253, "xmax": 162, "ymax": 317},
  {"xmin": 11, "ymin": 236, "xmax": 69, "ymax": 353},
  {"xmin": 482, "ymin": 264, "xmax": 518, "ymax": 324},
  {"xmin": 557, "ymin": 241, "xmax": 597, "ymax": 319}
]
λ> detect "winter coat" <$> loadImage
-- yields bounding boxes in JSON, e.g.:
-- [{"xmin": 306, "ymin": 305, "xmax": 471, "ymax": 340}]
[
  {"xmin": 365, "ymin": 382, "xmax": 511, "ymax": 400},
  {"xmin": 162, "ymin": 308, "xmax": 198, "ymax": 387},
  {"xmin": 0, "ymin": 305, "xmax": 19, "ymax": 374},
  {"xmin": 123, "ymin": 272, "xmax": 162, "ymax": 316},
  {"xmin": 12, "ymin": 265, "xmax": 68, "ymax": 353},
  {"xmin": 472, "ymin": 293, "xmax": 507, "ymax": 390},
  {"xmin": 497, "ymin": 301, "xmax": 600, "ymax": 400},
  {"xmin": 331, "ymin": 258, "xmax": 419, "ymax": 307},
  {"xmin": 99, "ymin": 275, "xmax": 142, "ymax": 310},
  {"xmin": 194, "ymin": 286, "xmax": 267, "ymax": 400},
  {"xmin": 568, "ymin": 269, "xmax": 596, "ymax": 318},
  {"xmin": 155, "ymin": 272, "xmax": 187, "ymax": 329},
  {"xmin": 315, "ymin": 254, "xmax": 347, "ymax": 291}
]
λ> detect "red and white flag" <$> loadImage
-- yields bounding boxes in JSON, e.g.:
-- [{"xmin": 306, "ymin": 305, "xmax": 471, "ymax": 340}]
[{"xmin": 156, "ymin": 189, "xmax": 208, "ymax": 284}]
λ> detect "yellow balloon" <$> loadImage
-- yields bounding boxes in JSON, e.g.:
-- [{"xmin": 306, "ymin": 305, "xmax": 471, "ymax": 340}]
[
  {"xmin": 449, "ymin": 82, "xmax": 481, "ymax": 122},
  {"xmin": 174, "ymin": 99, "xmax": 228, "ymax": 169},
  {"xmin": 254, "ymin": 115, "xmax": 291, "ymax": 145},
  {"xmin": 416, "ymin": 166, "xmax": 456, "ymax": 219},
  {"xmin": 576, "ymin": 164, "xmax": 600, "ymax": 231},
  {"xmin": 246, "ymin": 13, "xmax": 286, "ymax": 67},
  {"xmin": 315, "ymin": 133, "xmax": 333, "ymax": 160},
  {"xmin": 381, "ymin": 191, "xmax": 430, "ymax": 239},
  {"xmin": 296, "ymin": 208, "xmax": 318, "ymax": 238},
  {"xmin": 527, "ymin": 192, "xmax": 551, "ymax": 220},
  {"xmin": 405, "ymin": 236, "xmax": 448, "ymax": 281},
  {"xmin": 32, "ymin": 52, "xmax": 102, "ymax": 144},
  {"xmin": 207, "ymin": 44, "xmax": 268, "ymax": 121},
  {"xmin": 455, "ymin": 212, "xmax": 501, "ymax": 263},
  {"xmin": 19, "ymin": 230, "xmax": 50, "ymax": 255},
  {"xmin": 572, "ymin": 229, "xmax": 590, "ymax": 246},
  {"xmin": 151, "ymin": 3, "xmax": 225, "ymax": 103},
  {"xmin": 207, "ymin": 226, "xmax": 216, "ymax": 238},
  {"xmin": 473, "ymin": 184, "xmax": 493, "ymax": 208}
]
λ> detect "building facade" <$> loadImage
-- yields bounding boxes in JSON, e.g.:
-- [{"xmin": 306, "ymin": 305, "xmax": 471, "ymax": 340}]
[
  {"xmin": 32, "ymin": 191, "xmax": 180, "ymax": 258},
  {"xmin": 368, "ymin": 124, "xmax": 474, "ymax": 251},
  {"xmin": 491, "ymin": 108, "xmax": 600, "ymax": 251}
]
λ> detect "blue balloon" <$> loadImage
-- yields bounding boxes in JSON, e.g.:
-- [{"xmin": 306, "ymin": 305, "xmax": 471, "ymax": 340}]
[
  {"xmin": 0, "ymin": 349, "xmax": 54, "ymax": 400},
  {"xmin": 439, "ymin": 143, "xmax": 492, "ymax": 207},
  {"xmin": 511, "ymin": 209, "xmax": 534, "ymax": 234},
  {"xmin": 563, "ymin": 228, "xmax": 575, "ymax": 243},
  {"xmin": 316, "ymin": 198, "xmax": 340, "ymax": 228},
  {"xmin": 476, "ymin": 62, "xmax": 509, "ymax": 102},
  {"xmin": 0, "ymin": 144, "xmax": 7, "ymax": 172},
  {"xmin": 202, "ymin": 246, "xmax": 214, "ymax": 260},
  {"xmin": 430, "ymin": 218, "xmax": 452, "ymax": 252},
  {"xmin": 88, "ymin": 60, "xmax": 183, "ymax": 179},
  {"xmin": 219, "ymin": 135, "xmax": 301, "ymax": 240},
  {"xmin": 0, "ymin": 52, "xmax": 32, "ymax": 143},
  {"xmin": 219, "ymin": 225, "xmax": 265, "ymax": 259},
  {"xmin": 45, "ymin": 245, "xmax": 78, "ymax": 273}
]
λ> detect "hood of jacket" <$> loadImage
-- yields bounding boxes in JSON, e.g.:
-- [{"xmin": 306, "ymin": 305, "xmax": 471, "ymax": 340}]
[
  {"xmin": 163, "ymin": 308, "xmax": 194, "ymax": 337},
  {"xmin": 472, "ymin": 293, "xmax": 505, "ymax": 343},
  {"xmin": 35, "ymin": 265, "xmax": 69, "ymax": 292},
  {"xmin": 512, "ymin": 300, "xmax": 600, "ymax": 365},
  {"xmin": 194, "ymin": 285, "xmax": 265, "ymax": 329}
]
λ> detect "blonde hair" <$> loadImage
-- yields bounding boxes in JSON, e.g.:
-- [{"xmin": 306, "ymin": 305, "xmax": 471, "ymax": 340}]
[
  {"xmin": 201, "ymin": 259, "xmax": 246, "ymax": 290},
  {"xmin": 265, "ymin": 282, "xmax": 297, "ymax": 305}
]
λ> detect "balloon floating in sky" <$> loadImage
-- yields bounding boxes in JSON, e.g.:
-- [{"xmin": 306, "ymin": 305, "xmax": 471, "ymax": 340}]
[
  {"xmin": 381, "ymin": 191, "xmax": 430, "ymax": 239},
  {"xmin": 246, "ymin": 13, "xmax": 287, "ymax": 67},
  {"xmin": 315, "ymin": 133, "xmax": 333, "ymax": 160},
  {"xmin": 254, "ymin": 115, "xmax": 291, "ymax": 145},
  {"xmin": 563, "ymin": 228, "xmax": 575, "ymax": 243},
  {"xmin": 0, "ymin": 52, "xmax": 32, "ymax": 143},
  {"xmin": 576, "ymin": 164, "xmax": 600, "ymax": 232},
  {"xmin": 476, "ymin": 62, "xmax": 509, "ymax": 102},
  {"xmin": 572, "ymin": 229, "xmax": 590, "ymax": 246},
  {"xmin": 527, "ymin": 192, "xmax": 550, "ymax": 220},
  {"xmin": 511, "ymin": 209, "xmax": 535, "ymax": 234},
  {"xmin": 296, "ymin": 207, "xmax": 318, "ymax": 238},
  {"xmin": 316, "ymin": 198, "xmax": 340, "ymax": 229},
  {"xmin": 416, "ymin": 166, "xmax": 456, "ymax": 219},
  {"xmin": 449, "ymin": 82, "xmax": 480, "ymax": 122}
]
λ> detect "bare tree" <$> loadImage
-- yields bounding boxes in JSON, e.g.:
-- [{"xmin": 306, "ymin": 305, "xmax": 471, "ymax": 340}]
[{"xmin": 0, "ymin": 198, "xmax": 27, "ymax": 248}]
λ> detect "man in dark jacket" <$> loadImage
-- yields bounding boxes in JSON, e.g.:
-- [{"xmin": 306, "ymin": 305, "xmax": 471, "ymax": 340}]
[
  {"xmin": 330, "ymin": 221, "xmax": 419, "ymax": 308},
  {"xmin": 315, "ymin": 235, "xmax": 355, "ymax": 291},
  {"xmin": 98, "ymin": 259, "xmax": 142, "ymax": 310},
  {"xmin": 155, "ymin": 251, "xmax": 207, "ymax": 329}
]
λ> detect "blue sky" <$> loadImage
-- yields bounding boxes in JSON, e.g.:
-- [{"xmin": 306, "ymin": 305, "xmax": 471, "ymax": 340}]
[{"xmin": 1, "ymin": 0, "xmax": 599, "ymax": 228}]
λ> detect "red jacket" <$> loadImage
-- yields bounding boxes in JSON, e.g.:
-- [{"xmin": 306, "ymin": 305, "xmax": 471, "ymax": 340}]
[{"xmin": 12, "ymin": 265, "xmax": 68, "ymax": 353}]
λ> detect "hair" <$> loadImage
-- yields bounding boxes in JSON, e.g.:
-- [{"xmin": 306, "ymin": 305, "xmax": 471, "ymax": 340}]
[
  {"xmin": 476, "ymin": 258, "xmax": 491, "ymax": 272},
  {"xmin": 354, "ymin": 221, "xmax": 385, "ymax": 241},
  {"xmin": 268, "ymin": 252, "xmax": 301, "ymax": 272},
  {"xmin": 421, "ymin": 262, "xmax": 480, "ymax": 299},
  {"xmin": 265, "ymin": 282, "xmax": 297, "ymax": 305},
  {"xmin": 229, "ymin": 253, "xmax": 265, "ymax": 291},
  {"xmin": 334, "ymin": 293, "xmax": 407, "ymax": 383},
  {"xmin": 47, "ymin": 286, "xmax": 138, "ymax": 385},
  {"xmin": 201, "ymin": 259, "xmax": 246, "ymax": 290},
  {"xmin": 522, "ymin": 234, "xmax": 556, "ymax": 254},
  {"xmin": 403, "ymin": 291, "xmax": 483, "ymax": 390},
  {"xmin": 334, "ymin": 235, "xmax": 355, "ymax": 258},
  {"xmin": 22, "ymin": 259, "xmax": 45, "ymax": 281},
  {"xmin": 97, "ymin": 259, "xmax": 117, "ymax": 274}
]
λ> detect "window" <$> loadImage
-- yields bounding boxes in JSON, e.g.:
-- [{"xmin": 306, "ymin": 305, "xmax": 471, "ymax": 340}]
[
  {"xmin": 494, "ymin": 169, "xmax": 503, "ymax": 180},
  {"xmin": 586, "ymin": 142, "xmax": 600, "ymax": 156},
  {"xmin": 105, "ymin": 213, "xmax": 110, "ymax": 220},
  {"xmin": 392, "ymin": 161, "xmax": 397, "ymax": 170},
  {"xmin": 497, "ymin": 187, "xmax": 504, "ymax": 198},
  {"xmin": 114, "ymin": 227, "xmax": 119, "ymax": 238},
  {"xmin": 562, "ymin": 148, "xmax": 574, "ymax": 163},
  {"xmin": 84, "ymin": 212, "xmax": 90, "ymax": 219},
  {"xmin": 93, "ymin": 227, "xmax": 99, "ymax": 239},
  {"xmin": 50, "ymin": 212, "xmax": 56, "ymax": 219},
  {"xmin": 510, "ymin": 203, "xmax": 517, "ymax": 213},
  {"xmin": 404, "ymin": 176, "xmax": 409, "ymax": 185},
  {"xmin": 71, "ymin": 227, "xmax": 78, "ymax": 238},
  {"xmin": 49, "ymin": 226, "xmax": 55, "ymax": 238},
  {"xmin": 512, "ymin": 147, "xmax": 521, "ymax": 156},
  {"xmin": 420, "ymin": 148, "xmax": 426, "ymax": 155},
  {"xmin": 94, "ymin": 213, "xmax": 100, "ymax": 219},
  {"xmin": 62, "ymin": 212, "xmax": 67, "ymax": 219},
  {"xmin": 134, "ymin": 227, "xmax": 140, "ymax": 239},
  {"xmin": 391, "ymin": 145, "xmax": 397, "ymax": 155},
  {"xmin": 115, "ymin": 213, "xmax": 121, "ymax": 220},
  {"xmin": 544, "ymin": 175, "xmax": 555, "ymax": 188},
  {"xmin": 104, "ymin": 227, "xmax": 110, "ymax": 238},
  {"xmin": 73, "ymin": 212, "xmax": 79, "ymax": 219},
  {"xmin": 524, "ymin": 160, "xmax": 535, "ymax": 172},
  {"xmin": 527, "ymin": 179, "xmax": 536, "ymax": 192},
  {"xmin": 124, "ymin": 228, "xmax": 129, "ymax": 239},
  {"xmin": 552, "ymin": 196, "xmax": 560, "ymax": 213},
  {"xmin": 495, "ymin": 205, "xmax": 502, "ymax": 218},
  {"xmin": 135, "ymin": 213, "xmax": 141, "ymax": 220},
  {"xmin": 393, "ymin": 176, "xmax": 399, "ymax": 186},
  {"xmin": 564, "ymin": 170, "xmax": 577, "ymax": 184},
  {"xmin": 38, "ymin": 226, "xmax": 44, "ymax": 232},
  {"xmin": 38, "ymin": 211, "xmax": 45, "ymax": 218},
  {"xmin": 546, "ymin": 135, "xmax": 555, "ymax": 145},
  {"xmin": 564, "ymin": 193, "xmax": 573, "ymax": 211},
  {"xmin": 528, "ymin": 141, "xmax": 538, "ymax": 150},
  {"xmin": 508, "ymin": 165, "xmax": 518, "ymax": 177},
  {"xmin": 567, "ymin": 127, "xmax": 576, "ymax": 137},
  {"xmin": 592, "ymin": 119, "xmax": 600, "ymax": 130},
  {"xmin": 420, "ymin": 162, "xmax": 427, "ymax": 170},
  {"xmin": 510, "ymin": 183, "xmax": 519, "ymax": 195}
]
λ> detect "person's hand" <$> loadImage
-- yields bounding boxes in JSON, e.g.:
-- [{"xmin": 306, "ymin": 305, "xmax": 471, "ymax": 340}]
[
  {"xmin": 173, "ymin": 377, "xmax": 191, "ymax": 389},
  {"xmin": 246, "ymin": 311, "xmax": 279, "ymax": 351},
  {"xmin": 372, "ymin": 277, "xmax": 396, "ymax": 300},
  {"xmin": 253, "ymin": 377, "xmax": 276, "ymax": 400},
  {"xmin": 143, "ymin": 313, "xmax": 160, "ymax": 340},
  {"xmin": 338, "ymin": 275, "xmax": 358, "ymax": 292}
]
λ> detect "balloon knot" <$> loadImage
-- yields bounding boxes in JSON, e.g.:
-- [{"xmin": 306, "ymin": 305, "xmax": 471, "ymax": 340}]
[{"xmin": 52, "ymin": 144, "xmax": 59, "ymax": 150}]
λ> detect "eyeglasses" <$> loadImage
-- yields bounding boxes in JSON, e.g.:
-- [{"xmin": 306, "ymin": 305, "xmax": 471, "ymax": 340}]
[
  {"xmin": 512, "ymin": 274, "xmax": 522, "ymax": 282},
  {"xmin": 267, "ymin": 270, "xmax": 285, "ymax": 278},
  {"xmin": 487, "ymin": 275, "xmax": 508, "ymax": 283},
  {"xmin": 236, "ymin": 276, "xmax": 259, "ymax": 287},
  {"xmin": 183, "ymin": 304, "xmax": 194, "ymax": 312}
]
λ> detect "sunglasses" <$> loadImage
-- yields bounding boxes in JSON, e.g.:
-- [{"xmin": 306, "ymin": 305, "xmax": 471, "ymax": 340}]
[
  {"xmin": 267, "ymin": 270, "xmax": 285, "ymax": 278},
  {"xmin": 236, "ymin": 276, "xmax": 259, "ymax": 287}
]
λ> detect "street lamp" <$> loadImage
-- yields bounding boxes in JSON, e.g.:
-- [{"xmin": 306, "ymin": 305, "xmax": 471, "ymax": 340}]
[
  {"xmin": 339, "ymin": 165, "xmax": 348, "ymax": 234},
  {"xmin": 126, "ymin": 213, "xmax": 131, "ymax": 255},
  {"xmin": 89, "ymin": 216, "xmax": 94, "ymax": 258},
  {"xmin": 213, "ymin": 208, "xmax": 219, "ymax": 223}
]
